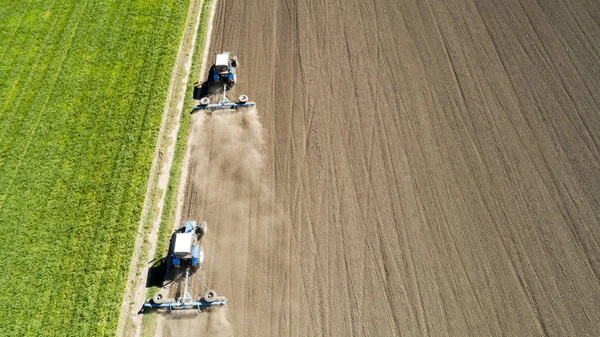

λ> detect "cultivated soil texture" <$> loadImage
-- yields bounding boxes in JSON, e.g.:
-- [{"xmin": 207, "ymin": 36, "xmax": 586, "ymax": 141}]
[{"xmin": 172, "ymin": 0, "xmax": 600, "ymax": 335}]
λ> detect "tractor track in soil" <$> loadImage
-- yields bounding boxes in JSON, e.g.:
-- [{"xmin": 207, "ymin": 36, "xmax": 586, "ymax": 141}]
[{"xmin": 167, "ymin": 0, "xmax": 600, "ymax": 336}]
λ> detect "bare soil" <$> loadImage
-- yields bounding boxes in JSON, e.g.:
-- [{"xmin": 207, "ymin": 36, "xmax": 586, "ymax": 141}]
[{"xmin": 170, "ymin": 0, "xmax": 600, "ymax": 335}]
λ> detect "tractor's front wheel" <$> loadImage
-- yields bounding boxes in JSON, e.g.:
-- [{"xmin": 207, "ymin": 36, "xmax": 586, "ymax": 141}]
[{"xmin": 197, "ymin": 221, "xmax": 207, "ymax": 238}]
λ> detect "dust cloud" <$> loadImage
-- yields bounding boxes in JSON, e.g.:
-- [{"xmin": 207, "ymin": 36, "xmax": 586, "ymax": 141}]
[
  {"xmin": 201, "ymin": 106, "xmax": 265, "ymax": 187},
  {"xmin": 185, "ymin": 106, "xmax": 269, "ymax": 220},
  {"xmin": 164, "ymin": 307, "xmax": 233, "ymax": 337},
  {"xmin": 172, "ymin": 105, "xmax": 275, "ymax": 337}
]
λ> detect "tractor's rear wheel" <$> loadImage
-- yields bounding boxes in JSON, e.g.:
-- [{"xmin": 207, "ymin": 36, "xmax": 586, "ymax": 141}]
[
  {"xmin": 231, "ymin": 56, "xmax": 238, "ymax": 68},
  {"xmin": 203, "ymin": 290, "xmax": 218, "ymax": 302},
  {"xmin": 193, "ymin": 85, "xmax": 202, "ymax": 100}
]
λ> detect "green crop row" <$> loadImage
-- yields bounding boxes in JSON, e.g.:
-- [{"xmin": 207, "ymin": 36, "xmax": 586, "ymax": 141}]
[
  {"xmin": 0, "ymin": 0, "xmax": 190, "ymax": 336},
  {"xmin": 141, "ymin": 0, "xmax": 213, "ymax": 334}
]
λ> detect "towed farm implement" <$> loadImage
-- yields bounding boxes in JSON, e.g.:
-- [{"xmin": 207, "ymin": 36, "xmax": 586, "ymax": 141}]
[{"xmin": 143, "ymin": 268, "xmax": 226, "ymax": 314}]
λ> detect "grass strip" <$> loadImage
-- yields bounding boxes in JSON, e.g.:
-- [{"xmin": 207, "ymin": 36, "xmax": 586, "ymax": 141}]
[{"xmin": 0, "ymin": 1, "xmax": 190, "ymax": 336}]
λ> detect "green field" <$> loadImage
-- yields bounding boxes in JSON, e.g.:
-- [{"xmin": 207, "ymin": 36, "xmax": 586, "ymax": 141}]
[{"xmin": 0, "ymin": 0, "xmax": 190, "ymax": 335}]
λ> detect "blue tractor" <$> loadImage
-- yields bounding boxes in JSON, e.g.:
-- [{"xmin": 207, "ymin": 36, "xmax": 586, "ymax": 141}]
[
  {"xmin": 143, "ymin": 220, "xmax": 227, "ymax": 316},
  {"xmin": 170, "ymin": 220, "xmax": 207, "ymax": 269},
  {"xmin": 212, "ymin": 51, "xmax": 237, "ymax": 88},
  {"xmin": 193, "ymin": 52, "xmax": 256, "ymax": 111}
]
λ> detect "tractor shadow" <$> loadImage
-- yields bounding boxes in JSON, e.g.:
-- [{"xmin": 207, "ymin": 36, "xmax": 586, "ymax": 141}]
[
  {"xmin": 193, "ymin": 66, "xmax": 221, "ymax": 100},
  {"xmin": 146, "ymin": 257, "xmax": 169, "ymax": 288},
  {"xmin": 146, "ymin": 236, "xmax": 180, "ymax": 288}
]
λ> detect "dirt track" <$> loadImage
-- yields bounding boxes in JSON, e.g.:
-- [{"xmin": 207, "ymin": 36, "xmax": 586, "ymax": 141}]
[{"xmin": 173, "ymin": 0, "xmax": 600, "ymax": 335}]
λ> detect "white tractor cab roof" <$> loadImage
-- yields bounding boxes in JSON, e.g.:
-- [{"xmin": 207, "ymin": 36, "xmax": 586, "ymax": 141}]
[
  {"xmin": 215, "ymin": 52, "xmax": 230, "ymax": 74},
  {"xmin": 173, "ymin": 232, "xmax": 194, "ymax": 257}
]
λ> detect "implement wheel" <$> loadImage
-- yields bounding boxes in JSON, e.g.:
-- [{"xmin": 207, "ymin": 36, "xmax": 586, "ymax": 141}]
[
  {"xmin": 203, "ymin": 290, "xmax": 218, "ymax": 303},
  {"xmin": 199, "ymin": 97, "xmax": 210, "ymax": 105},
  {"xmin": 153, "ymin": 292, "xmax": 166, "ymax": 304}
]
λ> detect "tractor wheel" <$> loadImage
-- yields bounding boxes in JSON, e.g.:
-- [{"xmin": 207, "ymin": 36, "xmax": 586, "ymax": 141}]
[
  {"xmin": 199, "ymin": 97, "xmax": 210, "ymax": 105},
  {"xmin": 153, "ymin": 292, "xmax": 166, "ymax": 304},
  {"xmin": 203, "ymin": 290, "xmax": 218, "ymax": 302},
  {"xmin": 193, "ymin": 85, "xmax": 202, "ymax": 100},
  {"xmin": 197, "ymin": 221, "xmax": 208, "ymax": 238},
  {"xmin": 238, "ymin": 95, "xmax": 248, "ymax": 103},
  {"xmin": 231, "ymin": 56, "xmax": 238, "ymax": 68}
]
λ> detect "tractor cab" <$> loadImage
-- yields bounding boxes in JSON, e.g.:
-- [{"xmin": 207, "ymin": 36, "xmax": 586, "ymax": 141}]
[
  {"xmin": 215, "ymin": 53, "xmax": 231, "ymax": 74},
  {"xmin": 212, "ymin": 52, "xmax": 237, "ymax": 87},
  {"xmin": 170, "ymin": 221, "xmax": 206, "ymax": 268}
]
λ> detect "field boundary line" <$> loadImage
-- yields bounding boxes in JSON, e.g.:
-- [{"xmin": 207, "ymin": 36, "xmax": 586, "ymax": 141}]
[
  {"xmin": 173, "ymin": 0, "xmax": 219, "ymax": 228},
  {"xmin": 115, "ymin": 1, "xmax": 205, "ymax": 336}
]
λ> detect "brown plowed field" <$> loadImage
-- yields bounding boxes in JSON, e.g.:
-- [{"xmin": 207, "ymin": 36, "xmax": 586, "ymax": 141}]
[{"xmin": 174, "ymin": 0, "xmax": 600, "ymax": 335}]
